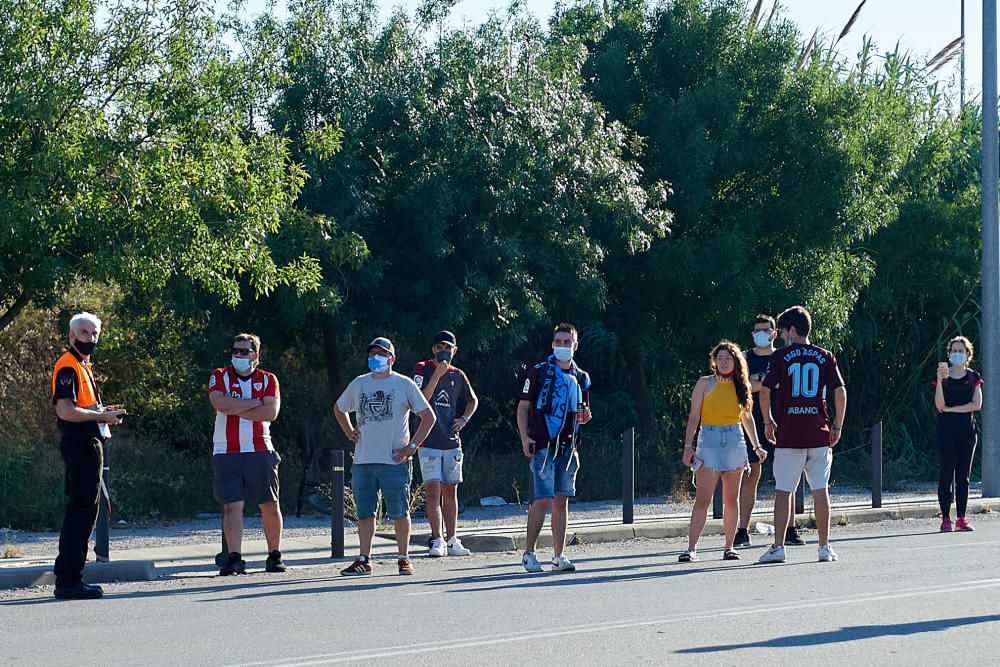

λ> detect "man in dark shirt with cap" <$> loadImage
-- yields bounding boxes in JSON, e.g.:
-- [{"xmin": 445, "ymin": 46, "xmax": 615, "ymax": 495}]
[{"xmin": 413, "ymin": 331, "xmax": 479, "ymax": 557}]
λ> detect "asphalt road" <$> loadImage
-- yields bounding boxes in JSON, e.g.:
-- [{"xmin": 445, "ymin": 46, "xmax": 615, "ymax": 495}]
[{"xmin": 5, "ymin": 515, "xmax": 1000, "ymax": 666}]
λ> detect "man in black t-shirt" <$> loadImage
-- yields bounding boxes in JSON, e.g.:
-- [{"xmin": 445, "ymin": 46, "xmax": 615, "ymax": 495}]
[{"xmin": 413, "ymin": 331, "xmax": 478, "ymax": 557}]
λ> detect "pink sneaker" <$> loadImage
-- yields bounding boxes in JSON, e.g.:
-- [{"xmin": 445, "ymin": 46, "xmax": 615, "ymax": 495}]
[
  {"xmin": 940, "ymin": 517, "xmax": 953, "ymax": 532},
  {"xmin": 955, "ymin": 517, "xmax": 974, "ymax": 531}
]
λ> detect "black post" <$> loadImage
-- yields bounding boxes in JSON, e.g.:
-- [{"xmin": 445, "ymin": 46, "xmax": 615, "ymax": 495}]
[
  {"xmin": 712, "ymin": 480, "xmax": 723, "ymax": 519},
  {"xmin": 215, "ymin": 519, "xmax": 228, "ymax": 568},
  {"xmin": 872, "ymin": 421, "xmax": 883, "ymax": 509},
  {"xmin": 332, "ymin": 449, "xmax": 346, "ymax": 559},
  {"xmin": 795, "ymin": 473, "xmax": 806, "ymax": 514},
  {"xmin": 94, "ymin": 440, "xmax": 110, "ymax": 561},
  {"xmin": 623, "ymin": 428, "xmax": 635, "ymax": 525}
]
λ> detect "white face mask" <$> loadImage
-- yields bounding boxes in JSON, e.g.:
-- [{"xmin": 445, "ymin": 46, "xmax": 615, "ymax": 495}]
[
  {"xmin": 232, "ymin": 357, "xmax": 253, "ymax": 373},
  {"xmin": 752, "ymin": 331, "xmax": 771, "ymax": 348},
  {"xmin": 552, "ymin": 346, "xmax": 574, "ymax": 362}
]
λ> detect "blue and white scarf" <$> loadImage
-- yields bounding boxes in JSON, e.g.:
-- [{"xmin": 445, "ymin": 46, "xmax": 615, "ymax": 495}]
[{"xmin": 536, "ymin": 355, "xmax": 585, "ymax": 443}]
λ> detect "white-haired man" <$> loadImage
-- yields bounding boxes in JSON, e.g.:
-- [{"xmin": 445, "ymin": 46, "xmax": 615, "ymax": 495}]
[{"xmin": 51, "ymin": 312, "xmax": 126, "ymax": 600}]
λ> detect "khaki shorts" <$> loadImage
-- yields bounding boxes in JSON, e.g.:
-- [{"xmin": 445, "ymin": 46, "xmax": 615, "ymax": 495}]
[{"xmin": 772, "ymin": 447, "xmax": 832, "ymax": 492}]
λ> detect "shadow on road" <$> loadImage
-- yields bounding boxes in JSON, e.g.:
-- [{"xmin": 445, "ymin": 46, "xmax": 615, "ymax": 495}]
[{"xmin": 675, "ymin": 614, "xmax": 1000, "ymax": 653}]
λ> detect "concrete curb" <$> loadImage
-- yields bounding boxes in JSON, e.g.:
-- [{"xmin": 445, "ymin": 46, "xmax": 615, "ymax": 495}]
[
  {"xmin": 408, "ymin": 498, "xmax": 1000, "ymax": 553},
  {"xmin": 0, "ymin": 560, "xmax": 157, "ymax": 590}
]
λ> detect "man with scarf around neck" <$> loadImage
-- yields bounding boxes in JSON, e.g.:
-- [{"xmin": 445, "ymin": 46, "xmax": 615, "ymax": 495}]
[
  {"xmin": 51, "ymin": 311, "xmax": 126, "ymax": 599},
  {"xmin": 516, "ymin": 323, "xmax": 593, "ymax": 573}
]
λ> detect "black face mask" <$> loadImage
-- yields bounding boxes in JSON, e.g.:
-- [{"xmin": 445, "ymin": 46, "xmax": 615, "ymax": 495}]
[
  {"xmin": 74, "ymin": 340, "xmax": 97, "ymax": 356},
  {"xmin": 435, "ymin": 349, "xmax": 453, "ymax": 363}
]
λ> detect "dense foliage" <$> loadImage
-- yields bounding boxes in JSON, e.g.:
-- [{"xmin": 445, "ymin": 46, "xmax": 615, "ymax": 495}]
[{"xmin": 1, "ymin": 0, "xmax": 983, "ymax": 528}]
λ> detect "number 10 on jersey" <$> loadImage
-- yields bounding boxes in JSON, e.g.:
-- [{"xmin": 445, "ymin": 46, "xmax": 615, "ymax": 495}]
[{"xmin": 788, "ymin": 362, "xmax": 819, "ymax": 398}]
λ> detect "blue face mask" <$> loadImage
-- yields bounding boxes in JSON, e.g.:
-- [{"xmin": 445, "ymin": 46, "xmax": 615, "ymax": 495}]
[
  {"xmin": 368, "ymin": 354, "xmax": 390, "ymax": 374},
  {"xmin": 552, "ymin": 346, "xmax": 574, "ymax": 362},
  {"xmin": 752, "ymin": 331, "xmax": 771, "ymax": 348},
  {"xmin": 949, "ymin": 352, "xmax": 968, "ymax": 367},
  {"xmin": 231, "ymin": 357, "xmax": 253, "ymax": 374}
]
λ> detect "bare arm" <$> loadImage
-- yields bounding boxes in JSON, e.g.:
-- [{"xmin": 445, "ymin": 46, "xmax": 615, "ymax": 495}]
[
  {"xmin": 934, "ymin": 381, "xmax": 947, "ymax": 412},
  {"xmin": 829, "ymin": 386, "xmax": 847, "ymax": 447},
  {"xmin": 944, "ymin": 385, "xmax": 983, "ymax": 413},
  {"xmin": 55, "ymin": 399, "xmax": 123, "ymax": 425},
  {"xmin": 238, "ymin": 395, "xmax": 280, "ymax": 422},
  {"xmin": 740, "ymin": 408, "xmax": 761, "ymax": 450},
  {"xmin": 420, "ymin": 363, "xmax": 449, "ymax": 402},
  {"xmin": 683, "ymin": 378, "xmax": 707, "ymax": 447},
  {"xmin": 333, "ymin": 405, "xmax": 359, "ymax": 443},
  {"xmin": 209, "ymin": 391, "xmax": 260, "ymax": 415},
  {"xmin": 411, "ymin": 407, "xmax": 437, "ymax": 444},
  {"xmin": 517, "ymin": 399, "xmax": 535, "ymax": 456}
]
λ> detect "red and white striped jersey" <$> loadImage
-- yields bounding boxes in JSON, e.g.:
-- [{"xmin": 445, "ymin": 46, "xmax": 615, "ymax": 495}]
[{"xmin": 208, "ymin": 367, "xmax": 280, "ymax": 455}]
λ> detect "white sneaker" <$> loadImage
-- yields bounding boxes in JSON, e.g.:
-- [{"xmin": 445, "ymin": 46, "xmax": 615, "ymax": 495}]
[
  {"xmin": 551, "ymin": 554, "xmax": 576, "ymax": 571},
  {"xmin": 447, "ymin": 536, "xmax": 471, "ymax": 556},
  {"xmin": 522, "ymin": 552, "xmax": 543, "ymax": 573},
  {"xmin": 818, "ymin": 544, "xmax": 838, "ymax": 562},
  {"xmin": 758, "ymin": 545, "xmax": 786, "ymax": 563},
  {"xmin": 427, "ymin": 537, "xmax": 447, "ymax": 558}
]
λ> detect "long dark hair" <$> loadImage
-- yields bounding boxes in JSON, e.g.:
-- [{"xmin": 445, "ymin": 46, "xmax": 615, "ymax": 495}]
[{"xmin": 709, "ymin": 340, "xmax": 753, "ymax": 412}]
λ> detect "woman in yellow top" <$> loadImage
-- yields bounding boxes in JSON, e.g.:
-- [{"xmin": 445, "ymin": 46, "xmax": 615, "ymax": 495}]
[{"xmin": 679, "ymin": 341, "xmax": 766, "ymax": 562}]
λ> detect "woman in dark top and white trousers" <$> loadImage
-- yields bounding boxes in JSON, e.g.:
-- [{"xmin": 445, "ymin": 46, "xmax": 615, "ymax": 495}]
[{"xmin": 934, "ymin": 335, "xmax": 983, "ymax": 532}]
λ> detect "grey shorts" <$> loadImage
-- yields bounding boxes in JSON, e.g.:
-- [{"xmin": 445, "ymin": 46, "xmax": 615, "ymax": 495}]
[{"xmin": 213, "ymin": 451, "xmax": 281, "ymax": 505}]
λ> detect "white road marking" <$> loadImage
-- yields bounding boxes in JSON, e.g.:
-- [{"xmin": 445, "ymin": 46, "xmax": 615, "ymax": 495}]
[{"xmin": 231, "ymin": 577, "xmax": 1000, "ymax": 666}]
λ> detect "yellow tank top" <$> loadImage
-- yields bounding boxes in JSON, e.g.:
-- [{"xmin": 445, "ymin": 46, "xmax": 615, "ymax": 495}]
[{"xmin": 700, "ymin": 379, "xmax": 742, "ymax": 426}]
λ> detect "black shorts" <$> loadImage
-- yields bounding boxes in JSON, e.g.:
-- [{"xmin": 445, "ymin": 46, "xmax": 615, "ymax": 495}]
[
  {"xmin": 213, "ymin": 451, "xmax": 281, "ymax": 505},
  {"xmin": 744, "ymin": 422, "xmax": 774, "ymax": 464}
]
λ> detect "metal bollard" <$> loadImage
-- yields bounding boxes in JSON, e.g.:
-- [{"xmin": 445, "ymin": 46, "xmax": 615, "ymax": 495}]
[
  {"xmin": 331, "ymin": 449, "xmax": 345, "ymax": 559},
  {"xmin": 623, "ymin": 428, "xmax": 635, "ymax": 524},
  {"xmin": 872, "ymin": 421, "xmax": 883, "ymax": 508},
  {"xmin": 795, "ymin": 473, "xmax": 806, "ymax": 515},
  {"xmin": 94, "ymin": 440, "xmax": 111, "ymax": 561},
  {"xmin": 712, "ymin": 479, "xmax": 723, "ymax": 519}
]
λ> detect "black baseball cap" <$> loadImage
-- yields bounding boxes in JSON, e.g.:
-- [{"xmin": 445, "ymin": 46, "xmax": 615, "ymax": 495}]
[{"xmin": 433, "ymin": 330, "xmax": 457, "ymax": 347}]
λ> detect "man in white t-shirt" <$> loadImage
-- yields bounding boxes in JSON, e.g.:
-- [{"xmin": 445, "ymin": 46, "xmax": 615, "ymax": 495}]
[{"xmin": 334, "ymin": 337, "xmax": 436, "ymax": 575}]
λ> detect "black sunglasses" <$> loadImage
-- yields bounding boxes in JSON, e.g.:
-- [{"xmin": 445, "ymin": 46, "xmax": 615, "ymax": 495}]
[{"xmin": 231, "ymin": 347, "xmax": 256, "ymax": 356}]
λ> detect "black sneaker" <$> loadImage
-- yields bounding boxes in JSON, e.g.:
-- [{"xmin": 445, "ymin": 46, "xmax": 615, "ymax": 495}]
[
  {"xmin": 54, "ymin": 582, "xmax": 103, "ymax": 600},
  {"xmin": 82, "ymin": 582, "xmax": 104, "ymax": 594},
  {"xmin": 733, "ymin": 528, "xmax": 752, "ymax": 548},
  {"xmin": 265, "ymin": 550, "xmax": 287, "ymax": 573},
  {"xmin": 219, "ymin": 551, "xmax": 247, "ymax": 576},
  {"xmin": 786, "ymin": 526, "xmax": 806, "ymax": 546}
]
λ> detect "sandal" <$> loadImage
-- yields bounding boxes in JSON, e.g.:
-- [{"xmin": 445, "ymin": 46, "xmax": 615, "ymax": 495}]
[
  {"xmin": 678, "ymin": 550, "xmax": 698, "ymax": 562},
  {"xmin": 723, "ymin": 548, "xmax": 741, "ymax": 561}
]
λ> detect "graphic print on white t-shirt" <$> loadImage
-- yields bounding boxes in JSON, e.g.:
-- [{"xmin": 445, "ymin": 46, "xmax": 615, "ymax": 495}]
[{"xmin": 358, "ymin": 389, "xmax": 394, "ymax": 425}]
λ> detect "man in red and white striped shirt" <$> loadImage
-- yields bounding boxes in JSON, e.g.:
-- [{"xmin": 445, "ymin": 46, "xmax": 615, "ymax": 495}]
[{"xmin": 207, "ymin": 333, "xmax": 284, "ymax": 576}]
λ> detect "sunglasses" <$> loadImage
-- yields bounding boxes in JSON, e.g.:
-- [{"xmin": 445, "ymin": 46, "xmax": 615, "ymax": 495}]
[{"xmin": 231, "ymin": 348, "xmax": 256, "ymax": 356}]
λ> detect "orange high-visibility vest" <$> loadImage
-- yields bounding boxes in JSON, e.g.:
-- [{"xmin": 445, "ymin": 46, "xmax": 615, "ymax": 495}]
[{"xmin": 52, "ymin": 351, "xmax": 100, "ymax": 408}]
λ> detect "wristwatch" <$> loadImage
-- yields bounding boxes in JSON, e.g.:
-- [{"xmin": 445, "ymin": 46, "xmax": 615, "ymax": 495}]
[
  {"xmin": 461, "ymin": 415, "xmax": 471, "ymax": 422},
  {"xmin": 407, "ymin": 441, "xmax": 419, "ymax": 450}
]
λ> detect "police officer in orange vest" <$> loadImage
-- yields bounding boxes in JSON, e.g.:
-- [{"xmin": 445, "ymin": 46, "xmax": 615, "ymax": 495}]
[{"xmin": 51, "ymin": 312, "xmax": 125, "ymax": 600}]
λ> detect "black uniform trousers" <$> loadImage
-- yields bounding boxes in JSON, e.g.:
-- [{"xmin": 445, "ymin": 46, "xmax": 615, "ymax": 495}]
[{"xmin": 53, "ymin": 432, "xmax": 103, "ymax": 588}]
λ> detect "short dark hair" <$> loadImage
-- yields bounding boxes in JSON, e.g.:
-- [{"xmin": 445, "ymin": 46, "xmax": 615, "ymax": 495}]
[
  {"xmin": 553, "ymin": 322, "xmax": 578, "ymax": 340},
  {"xmin": 776, "ymin": 306, "xmax": 811, "ymax": 338},
  {"xmin": 233, "ymin": 333, "xmax": 261, "ymax": 353},
  {"xmin": 754, "ymin": 314, "xmax": 776, "ymax": 329}
]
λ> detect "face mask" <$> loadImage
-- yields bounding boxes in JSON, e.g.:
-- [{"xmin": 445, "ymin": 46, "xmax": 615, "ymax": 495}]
[
  {"xmin": 435, "ymin": 349, "xmax": 453, "ymax": 363},
  {"xmin": 949, "ymin": 352, "xmax": 968, "ymax": 367},
  {"xmin": 232, "ymin": 357, "xmax": 253, "ymax": 374},
  {"xmin": 74, "ymin": 340, "xmax": 97, "ymax": 356},
  {"xmin": 368, "ymin": 354, "xmax": 390, "ymax": 374},
  {"xmin": 752, "ymin": 331, "xmax": 771, "ymax": 348},
  {"xmin": 552, "ymin": 346, "xmax": 574, "ymax": 362}
]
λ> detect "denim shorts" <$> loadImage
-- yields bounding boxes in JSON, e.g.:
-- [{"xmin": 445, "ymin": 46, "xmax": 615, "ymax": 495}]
[
  {"xmin": 531, "ymin": 447, "xmax": 579, "ymax": 499},
  {"xmin": 418, "ymin": 447, "xmax": 464, "ymax": 484},
  {"xmin": 351, "ymin": 462, "xmax": 411, "ymax": 520},
  {"xmin": 695, "ymin": 425, "xmax": 748, "ymax": 472}
]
